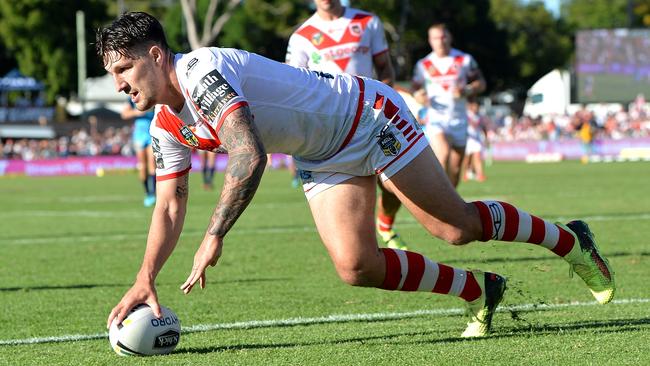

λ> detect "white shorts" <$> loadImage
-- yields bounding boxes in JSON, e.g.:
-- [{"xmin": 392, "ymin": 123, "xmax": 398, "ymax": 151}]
[
  {"xmin": 425, "ymin": 118, "xmax": 468, "ymax": 148},
  {"xmin": 465, "ymin": 137, "xmax": 483, "ymax": 154},
  {"xmin": 295, "ymin": 79, "xmax": 430, "ymax": 200}
]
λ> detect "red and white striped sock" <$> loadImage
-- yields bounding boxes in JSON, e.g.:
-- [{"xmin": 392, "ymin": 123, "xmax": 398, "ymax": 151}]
[
  {"xmin": 380, "ymin": 248, "xmax": 481, "ymax": 302},
  {"xmin": 472, "ymin": 200, "xmax": 575, "ymax": 256},
  {"xmin": 377, "ymin": 212, "xmax": 394, "ymax": 233}
]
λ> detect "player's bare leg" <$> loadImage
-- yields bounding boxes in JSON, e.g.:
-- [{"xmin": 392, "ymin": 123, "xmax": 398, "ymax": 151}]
[
  {"xmin": 376, "ymin": 179, "xmax": 408, "ymax": 250},
  {"xmin": 308, "ymin": 175, "xmax": 497, "ymax": 336},
  {"xmin": 145, "ymin": 145, "xmax": 156, "ymax": 205},
  {"xmin": 428, "ymin": 132, "xmax": 450, "ymax": 173},
  {"xmin": 447, "ymin": 145, "xmax": 465, "ymax": 187},
  {"xmin": 383, "ymin": 147, "xmax": 615, "ymax": 334}
]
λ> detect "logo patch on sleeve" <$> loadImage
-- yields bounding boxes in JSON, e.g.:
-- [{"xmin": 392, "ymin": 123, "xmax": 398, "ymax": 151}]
[
  {"xmin": 191, "ymin": 70, "xmax": 238, "ymax": 123},
  {"xmin": 179, "ymin": 125, "xmax": 199, "ymax": 147}
]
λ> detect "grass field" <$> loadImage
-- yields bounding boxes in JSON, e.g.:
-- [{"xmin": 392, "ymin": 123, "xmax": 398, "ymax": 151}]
[{"xmin": 1, "ymin": 160, "xmax": 649, "ymax": 365}]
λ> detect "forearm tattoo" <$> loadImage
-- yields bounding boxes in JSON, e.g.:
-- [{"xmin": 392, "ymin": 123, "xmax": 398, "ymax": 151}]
[
  {"xmin": 208, "ymin": 107, "xmax": 266, "ymax": 237},
  {"xmin": 176, "ymin": 174, "xmax": 189, "ymax": 199}
]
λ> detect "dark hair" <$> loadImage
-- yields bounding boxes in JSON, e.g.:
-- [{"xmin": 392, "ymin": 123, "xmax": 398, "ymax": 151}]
[{"xmin": 95, "ymin": 12, "xmax": 170, "ymax": 66}]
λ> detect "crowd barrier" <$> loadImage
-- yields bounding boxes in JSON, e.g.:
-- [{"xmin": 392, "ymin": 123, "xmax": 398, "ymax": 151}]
[
  {"xmin": 0, "ymin": 153, "xmax": 295, "ymax": 177},
  {"xmin": 1, "ymin": 138, "xmax": 648, "ymax": 177}
]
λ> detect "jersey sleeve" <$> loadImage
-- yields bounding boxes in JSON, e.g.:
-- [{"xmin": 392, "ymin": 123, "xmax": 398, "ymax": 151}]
[
  {"xmin": 150, "ymin": 109, "xmax": 192, "ymax": 181},
  {"xmin": 466, "ymin": 54, "xmax": 481, "ymax": 77},
  {"xmin": 178, "ymin": 48, "xmax": 249, "ymax": 133},
  {"xmin": 412, "ymin": 60, "xmax": 425, "ymax": 86},
  {"xmin": 286, "ymin": 33, "xmax": 310, "ymax": 68},
  {"xmin": 368, "ymin": 15, "xmax": 389, "ymax": 56}
]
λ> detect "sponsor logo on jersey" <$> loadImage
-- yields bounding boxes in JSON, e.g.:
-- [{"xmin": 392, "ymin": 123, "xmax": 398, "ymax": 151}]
[
  {"xmin": 191, "ymin": 70, "xmax": 238, "ymax": 123},
  {"xmin": 186, "ymin": 57, "xmax": 199, "ymax": 78},
  {"xmin": 151, "ymin": 136, "xmax": 165, "ymax": 169},
  {"xmin": 179, "ymin": 125, "xmax": 199, "ymax": 147},
  {"xmin": 376, "ymin": 125, "xmax": 401, "ymax": 156},
  {"xmin": 154, "ymin": 330, "xmax": 180, "ymax": 348},
  {"xmin": 321, "ymin": 44, "xmax": 370, "ymax": 62},
  {"xmin": 311, "ymin": 32, "xmax": 324, "ymax": 46},
  {"xmin": 348, "ymin": 22, "xmax": 362, "ymax": 37},
  {"xmin": 310, "ymin": 51, "xmax": 322, "ymax": 64}
]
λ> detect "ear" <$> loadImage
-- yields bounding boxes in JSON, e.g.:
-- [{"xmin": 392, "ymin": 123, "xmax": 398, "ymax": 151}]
[{"xmin": 149, "ymin": 45, "xmax": 165, "ymax": 66}]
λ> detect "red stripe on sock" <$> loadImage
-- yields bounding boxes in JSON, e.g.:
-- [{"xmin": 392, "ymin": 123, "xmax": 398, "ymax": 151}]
[
  {"xmin": 459, "ymin": 271, "xmax": 482, "ymax": 302},
  {"xmin": 401, "ymin": 252, "xmax": 425, "ymax": 291},
  {"xmin": 472, "ymin": 201, "xmax": 493, "ymax": 241},
  {"xmin": 528, "ymin": 215, "xmax": 546, "ymax": 244},
  {"xmin": 380, "ymin": 248, "xmax": 401, "ymax": 290},
  {"xmin": 553, "ymin": 225, "xmax": 576, "ymax": 257},
  {"xmin": 432, "ymin": 263, "xmax": 454, "ymax": 294},
  {"xmin": 501, "ymin": 201, "xmax": 519, "ymax": 241},
  {"xmin": 377, "ymin": 212, "xmax": 394, "ymax": 232}
]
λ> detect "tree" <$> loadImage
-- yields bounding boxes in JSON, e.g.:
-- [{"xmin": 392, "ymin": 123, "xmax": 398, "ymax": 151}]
[
  {"xmin": 179, "ymin": 0, "xmax": 243, "ymax": 50},
  {"xmin": 489, "ymin": 0, "xmax": 572, "ymax": 94},
  {"xmin": 0, "ymin": 0, "xmax": 110, "ymax": 102},
  {"xmin": 562, "ymin": 0, "xmax": 634, "ymax": 29}
]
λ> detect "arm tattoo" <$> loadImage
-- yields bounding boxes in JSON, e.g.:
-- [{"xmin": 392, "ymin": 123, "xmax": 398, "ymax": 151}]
[
  {"xmin": 207, "ymin": 106, "xmax": 266, "ymax": 237},
  {"xmin": 175, "ymin": 174, "xmax": 189, "ymax": 199}
]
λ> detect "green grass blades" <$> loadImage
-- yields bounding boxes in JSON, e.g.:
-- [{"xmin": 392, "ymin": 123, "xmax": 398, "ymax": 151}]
[{"xmin": 1, "ymin": 160, "xmax": 649, "ymax": 365}]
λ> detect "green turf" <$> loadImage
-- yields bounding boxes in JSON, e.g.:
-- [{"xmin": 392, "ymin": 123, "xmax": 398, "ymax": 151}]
[{"xmin": 1, "ymin": 160, "xmax": 649, "ymax": 365}]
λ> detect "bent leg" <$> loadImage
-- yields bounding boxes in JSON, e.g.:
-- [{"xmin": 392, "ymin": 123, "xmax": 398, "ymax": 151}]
[
  {"xmin": 383, "ymin": 147, "xmax": 483, "ymax": 244},
  {"xmin": 307, "ymin": 175, "xmax": 482, "ymax": 301}
]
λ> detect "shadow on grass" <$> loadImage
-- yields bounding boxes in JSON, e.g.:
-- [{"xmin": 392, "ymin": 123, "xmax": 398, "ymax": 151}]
[
  {"xmin": 0, "ymin": 283, "xmax": 130, "ymax": 292},
  {"xmin": 447, "ymin": 250, "xmax": 649, "ymax": 265},
  {"xmin": 178, "ymin": 317, "xmax": 650, "ymax": 354},
  {"xmin": 0, "ymin": 277, "xmax": 291, "ymax": 292}
]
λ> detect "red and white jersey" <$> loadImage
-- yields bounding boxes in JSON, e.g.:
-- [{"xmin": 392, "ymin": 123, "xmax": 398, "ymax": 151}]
[
  {"xmin": 413, "ymin": 48, "xmax": 480, "ymax": 122},
  {"xmin": 150, "ymin": 47, "xmax": 363, "ymax": 181},
  {"xmin": 285, "ymin": 7, "xmax": 388, "ymax": 78}
]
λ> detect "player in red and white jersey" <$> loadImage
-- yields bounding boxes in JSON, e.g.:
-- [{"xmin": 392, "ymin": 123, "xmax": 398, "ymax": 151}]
[
  {"xmin": 413, "ymin": 23, "xmax": 486, "ymax": 187},
  {"xmin": 99, "ymin": 12, "xmax": 615, "ymax": 340},
  {"xmin": 286, "ymin": 1, "xmax": 391, "ymax": 82},
  {"xmin": 287, "ymin": 0, "xmax": 408, "ymax": 251}
]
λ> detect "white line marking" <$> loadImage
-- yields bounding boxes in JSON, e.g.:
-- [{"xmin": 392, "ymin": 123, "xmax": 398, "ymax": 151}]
[{"xmin": 1, "ymin": 298, "xmax": 647, "ymax": 346}]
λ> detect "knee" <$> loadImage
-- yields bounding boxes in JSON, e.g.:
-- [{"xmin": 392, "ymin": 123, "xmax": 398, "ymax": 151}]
[
  {"xmin": 333, "ymin": 259, "xmax": 378, "ymax": 287},
  {"xmin": 440, "ymin": 227, "xmax": 473, "ymax": 246}
]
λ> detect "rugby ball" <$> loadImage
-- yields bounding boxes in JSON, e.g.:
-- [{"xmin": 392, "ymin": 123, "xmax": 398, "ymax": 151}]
[{"xmin": 109, "ymin": 304, "xmax": 181, "ymax": 356}]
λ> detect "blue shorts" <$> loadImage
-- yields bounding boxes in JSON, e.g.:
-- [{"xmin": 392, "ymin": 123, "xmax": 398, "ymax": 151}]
[{"xmin": 133, "ymin": 119, "xmax": 152, "ymax": 151}]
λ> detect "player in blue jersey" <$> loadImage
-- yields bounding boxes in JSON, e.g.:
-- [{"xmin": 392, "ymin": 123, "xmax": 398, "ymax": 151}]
[{"xmin": 121, "ymin": 100, "xmax": 156, "ymax": 206}]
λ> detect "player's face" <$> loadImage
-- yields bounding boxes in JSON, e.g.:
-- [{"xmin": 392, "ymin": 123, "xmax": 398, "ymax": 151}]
[
  {"xmin": 314, "ymin": 0, "xmax": 341, "ymax": 12},
  {"xmin": 104, "ymin": 50, "xmax": 160, "ymax": 111},
  {"xmin": 429, "ymin": 28, "xmax": 452, "ymax": 56}
]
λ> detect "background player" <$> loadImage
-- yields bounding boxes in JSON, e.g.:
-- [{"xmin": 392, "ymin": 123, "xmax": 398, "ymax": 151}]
[
  {"xmin": 286, "ymin": 0, "xmax": 408, "ymax": 250},
  {"xmin": 121, "ymin": 99, "xmax": 156, "ymax": 206},
  {"xmin": 413, "ymin": 23, "xmax": 486, "ymax": 187},
  {"xmin": 200, "ymin": 150, "xmax": 217, "ymax": 190},
  {"xmin": 463, "ymin": 98, "xmax": 490, "ymax": 182}
]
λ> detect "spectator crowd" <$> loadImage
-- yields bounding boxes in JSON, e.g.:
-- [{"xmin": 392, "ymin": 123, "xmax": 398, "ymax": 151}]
[{"xmin": 2, "ymin": 99, "xmax": 650, "ymax": 161}]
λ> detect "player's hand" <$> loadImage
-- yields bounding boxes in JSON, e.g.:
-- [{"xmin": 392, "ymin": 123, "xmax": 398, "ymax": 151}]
[
  {"xmin": 106, "ymin": 280, "xmax": 160, "ymax": 329},
  {"xmin": 180, "ymin": 233, "xmax": 223, "ymax": 294},
  {"xmin": 453, "ymin": 86, "xmax": 463, "ymax": 99}
]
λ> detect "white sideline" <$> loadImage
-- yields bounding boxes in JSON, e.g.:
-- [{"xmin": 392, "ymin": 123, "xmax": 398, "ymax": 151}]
[{"xmin": 1, "ymin": 298, "xmax": 648, "ymax": 346}]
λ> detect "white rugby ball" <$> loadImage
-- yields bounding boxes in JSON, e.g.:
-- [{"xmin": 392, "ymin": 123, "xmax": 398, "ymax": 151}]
[{"xmin": 109, "ymin": 304, "xmax": 181, "ymax": 356}]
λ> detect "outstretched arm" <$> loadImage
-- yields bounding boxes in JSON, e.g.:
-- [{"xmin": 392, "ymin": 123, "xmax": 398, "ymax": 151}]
[
  {"xmin": 180, "ymin": 105, "xmax": 267, "ymax": 293},
  {"xmin": 107, "ymin": 173, "xmax": 189, "ymax": 327}
]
